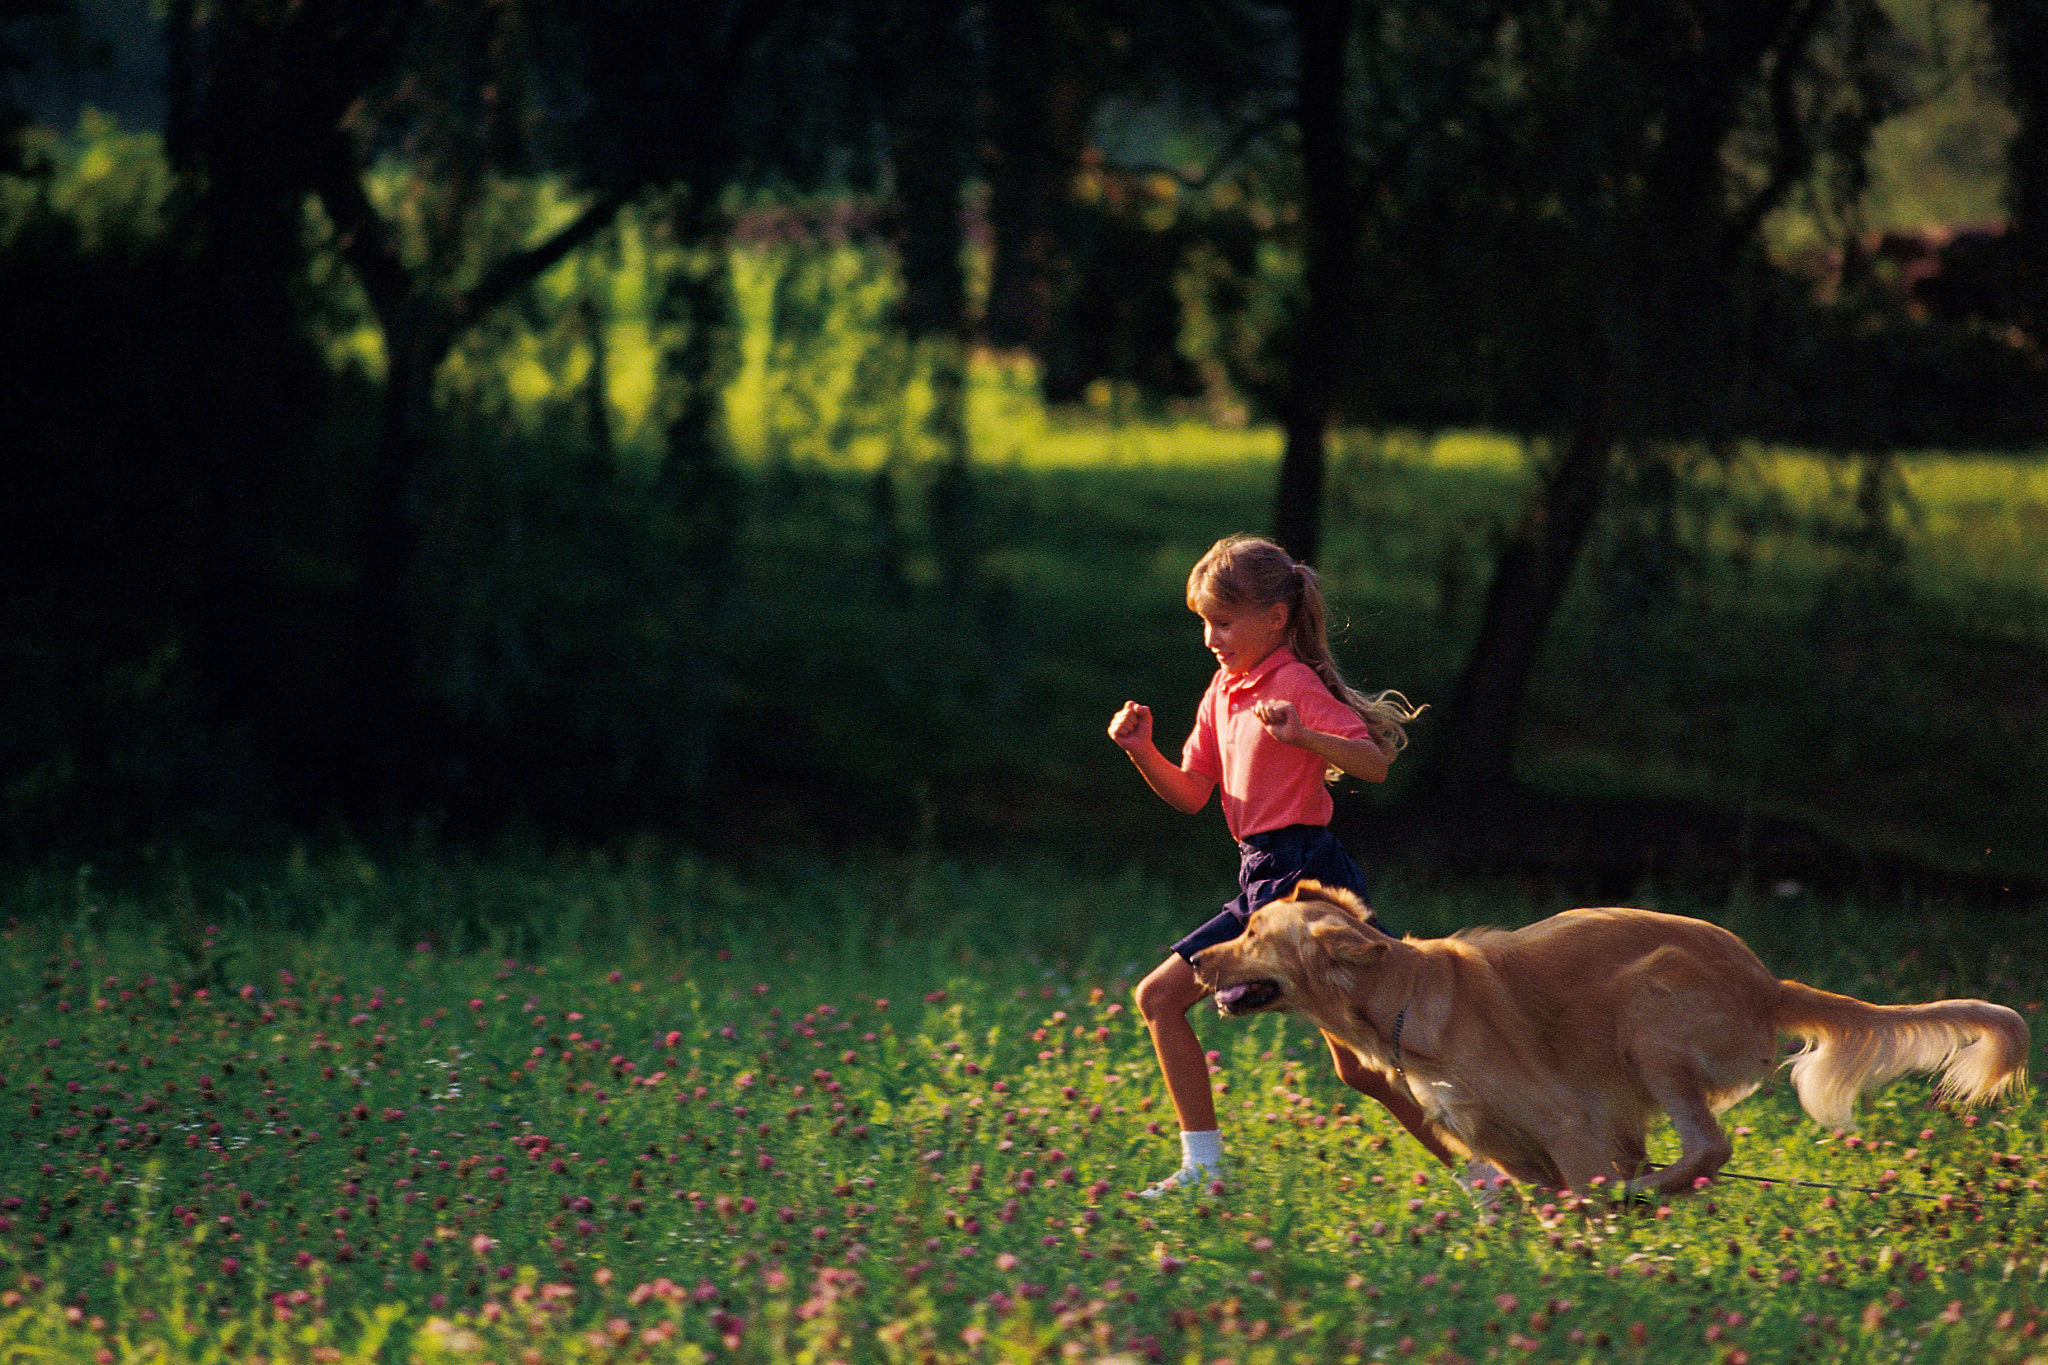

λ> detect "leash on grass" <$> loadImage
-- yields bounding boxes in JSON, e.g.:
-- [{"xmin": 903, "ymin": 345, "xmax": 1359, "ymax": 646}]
[{"xmin": 1710, "ymin": 1169, "xmax": 2010, "ymax": 1208}]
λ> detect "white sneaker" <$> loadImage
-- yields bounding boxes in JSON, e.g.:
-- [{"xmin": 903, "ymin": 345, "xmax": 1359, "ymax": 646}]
[
  {"xmin": 1457, "ymin": 1159, "xmax": 1507, "ymax": 1210},
  {"xmin": 1136, "ymin": 1164, "xmax": 1221, "ymax": 1198}
]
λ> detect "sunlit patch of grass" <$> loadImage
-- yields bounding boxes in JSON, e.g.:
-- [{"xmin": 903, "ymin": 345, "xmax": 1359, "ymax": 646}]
[
  {"xmin": 0, "ymin": 854, "xmax": 2041, "ymax": 1362},
  {"xmin": 1022, "ymin": 417, "xmax": 1281, "ymax": 468}
]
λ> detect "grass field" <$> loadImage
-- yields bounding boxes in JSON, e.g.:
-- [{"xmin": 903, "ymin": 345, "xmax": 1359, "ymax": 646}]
[{"xmin": 1, "ymin": 852, "xmax": 2041, "ymax": 1363}]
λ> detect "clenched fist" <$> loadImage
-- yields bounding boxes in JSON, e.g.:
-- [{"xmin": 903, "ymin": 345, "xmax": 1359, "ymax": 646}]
[{"xmin": 1108, "ymin": 700, "xmax": 1153, "ymax": 750}]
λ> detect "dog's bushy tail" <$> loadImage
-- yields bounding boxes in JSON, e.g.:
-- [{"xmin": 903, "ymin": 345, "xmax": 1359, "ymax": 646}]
[{"xmin": 1773, "ymin": 981, "xmax": 2029, "ymax": 1131}]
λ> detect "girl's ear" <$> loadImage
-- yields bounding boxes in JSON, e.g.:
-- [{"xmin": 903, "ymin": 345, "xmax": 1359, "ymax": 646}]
[{"xmin": 1266, "ymin": 599, "xmax": 1291, "ymax": 634}]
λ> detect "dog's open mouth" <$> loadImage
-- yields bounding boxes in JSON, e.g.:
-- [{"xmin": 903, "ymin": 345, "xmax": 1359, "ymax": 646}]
[{"xmin": 1214, "ymin": 980, "xmax": 1282, "ymax": 1015}]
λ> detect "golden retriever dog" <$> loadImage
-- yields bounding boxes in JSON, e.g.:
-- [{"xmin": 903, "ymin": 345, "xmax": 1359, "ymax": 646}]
[{"xmin": 1193, "ymin": 881, "xmax": 2029, "ymax": 1197}]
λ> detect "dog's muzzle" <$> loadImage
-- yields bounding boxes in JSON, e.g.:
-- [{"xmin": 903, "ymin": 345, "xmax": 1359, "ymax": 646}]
[{"xmin": 1214, "ymin": 980, "xmax": 1282, "ymax": 1015}]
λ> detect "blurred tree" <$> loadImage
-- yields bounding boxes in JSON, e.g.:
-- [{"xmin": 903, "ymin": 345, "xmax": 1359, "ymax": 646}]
[
  {"xmin": 159, "ymin": 0, "xmax": 845, "ymax": 811},
  {"xmin": 1985, "ymin": 0, "xmax": 2048, "ymax": 339},
  {"xmin": 977, "ymin": 0, "xmax": 1288, "ymax": 403},
  {"xmin": 1399, "ymin": 0, "xmax": 1921, "ymax": 809},
  {"xmin": 1266, "ymin": 0, "xmax": 1357, "ymax": 564},
  {"xmin": 864, "ymin": 0, "xmax": 979, "ymax": 587},
  {"xmin": 161, "ymin": 0, "xmax": 393, "ymax": 810},
  {"xmin": 1267, "ymin": 0, "xmax": 1502, "ymax": 562},
  {"xmin": 0, "ymin": 0, "xmax": 67, "ymax": 172},
  {"xmin": 838, "ymin": 0, "xmax": 1289, "ymax": 582}
]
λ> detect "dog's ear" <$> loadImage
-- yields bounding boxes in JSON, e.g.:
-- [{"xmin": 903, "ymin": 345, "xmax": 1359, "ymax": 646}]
[
  {"xmin": 1289, "ymin": 879, "xmax": 1374, "ymax": 923},
  {"xmin": 1308, "ymin": 915, "xmax": 1389, "ymax": 966}
]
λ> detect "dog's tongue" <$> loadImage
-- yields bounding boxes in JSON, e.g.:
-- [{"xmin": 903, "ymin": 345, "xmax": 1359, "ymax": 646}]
[{"xmin": 1215, "ymin": 983, "xmax": 1257, "ymax": 1010}]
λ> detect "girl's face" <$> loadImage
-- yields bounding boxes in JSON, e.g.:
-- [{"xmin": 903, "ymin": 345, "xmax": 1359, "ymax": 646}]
[{"xmin": 1193, "ymin": 594, "xmax": 1290, "ymax": 675}]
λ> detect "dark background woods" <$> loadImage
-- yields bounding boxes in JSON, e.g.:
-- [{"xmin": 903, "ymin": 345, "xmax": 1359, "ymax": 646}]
[{"xmin": 3, "ymin": 0, "xmax": 2046, "ymax": 902}]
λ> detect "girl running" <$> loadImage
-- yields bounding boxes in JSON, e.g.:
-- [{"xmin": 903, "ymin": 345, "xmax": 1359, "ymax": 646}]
[{"xmin": 1109, "ymin": 533, "xmax": 1476, "ymax": 1196}]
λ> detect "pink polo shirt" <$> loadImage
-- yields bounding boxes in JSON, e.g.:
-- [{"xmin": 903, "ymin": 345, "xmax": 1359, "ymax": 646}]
[{"xmin": 1181, "ymin": 646, "xmax": 1371, "ymax": 841}]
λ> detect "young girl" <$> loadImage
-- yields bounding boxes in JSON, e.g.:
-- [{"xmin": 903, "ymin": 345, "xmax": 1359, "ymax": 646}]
[{"xmin": 1109, "ymin": 533, "xmax": 1473, "ymax": 1196}]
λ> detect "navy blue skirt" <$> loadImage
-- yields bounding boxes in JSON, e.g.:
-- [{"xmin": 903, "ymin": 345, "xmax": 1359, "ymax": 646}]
[{"xmin": 1170, "ymin": 824, "xmax": 1380, "ymax": 963}]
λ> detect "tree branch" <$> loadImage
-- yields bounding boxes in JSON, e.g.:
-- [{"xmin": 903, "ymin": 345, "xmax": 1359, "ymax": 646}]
[
  {"xmin": 1722, "ymin": 0, "xmax": 1831, "ymax": 259},
  {"xmin": 461, "ymin": 188, "xmax": 633, "ymax": 324},
  {"xmin": 1104, "ymin": 105, "xmax": 1295, "ymax": 189},
  {"xmin": 307, "ymin": 127, "xmax": 413, "ymax": 334}
]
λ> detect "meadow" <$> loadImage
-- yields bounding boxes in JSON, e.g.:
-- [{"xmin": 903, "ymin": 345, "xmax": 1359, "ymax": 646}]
[
  {"xmin": 1, "ymin": 851, "xmax": 2042, "ymax": 1364},
  {"xmin": 10, "ymin": 118, "xmax": 2048, "ymax": 1365}
]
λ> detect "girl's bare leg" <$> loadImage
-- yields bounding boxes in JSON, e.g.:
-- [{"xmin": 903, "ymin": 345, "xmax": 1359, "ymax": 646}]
[{"xmin": 1134, "ymin": 954, "xmax": 1215, "ymax": 1132}]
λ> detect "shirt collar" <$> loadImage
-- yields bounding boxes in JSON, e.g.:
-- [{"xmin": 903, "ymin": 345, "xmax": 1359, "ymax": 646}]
[{"xmin": 1222, "ymin": 644, "xmax": 1297, "ymax": 696}]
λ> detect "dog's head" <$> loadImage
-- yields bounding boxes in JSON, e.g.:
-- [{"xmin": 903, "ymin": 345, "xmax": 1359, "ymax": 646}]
[{"xmin": 1193, "ymin": 880, "xmax": 1391, "ymax": 1018}]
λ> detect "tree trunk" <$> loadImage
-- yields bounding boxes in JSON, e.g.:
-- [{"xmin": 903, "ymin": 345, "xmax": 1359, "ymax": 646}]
[
  {"xmin": 1412, "ymin": 348, "xmax": 1618, "ymax": 806},
  {"xmin": 1407, "ymin": 0, "xmax": 1828, "ymax": 812},
  {"xmin": 981, "ymin": 0, "xmax": 1093, "ymax": 400},
  {"xmin": 879, "ymin": 0, "xmax": 977, "ymax": 586},
  {"xmin": 309, "ymin": 128, "xmax": 631, "ymax": 801},
  {"xmin": 1270, "ymin": 0, "xmax": 1358, "ymax": 565},
  {"xmin": 351, "ymin": 321, "xmax": 443, "ymax": 783},
  {"xmin": 180, "ymin": 0, "xmax": 335, "ymax": 764},
  {"xmin": 1986, "ymin": 0, "xmax": 2048, "ymax": 341}
]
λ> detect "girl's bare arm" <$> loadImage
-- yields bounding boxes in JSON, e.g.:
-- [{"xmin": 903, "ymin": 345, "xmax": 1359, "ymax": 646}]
[
  {"xmin": 1252, "ymin": 700, "xmax": 1391, "ymax": 783},
  {"xmin": 1109, "ymin": 701, "xmax": 1215, "ymax": 813}
]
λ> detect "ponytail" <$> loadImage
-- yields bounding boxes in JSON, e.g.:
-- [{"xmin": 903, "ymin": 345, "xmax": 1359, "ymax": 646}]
[{"xmin": 1187, "ymin": 535, "xmax": 1425, "ymax": 769}]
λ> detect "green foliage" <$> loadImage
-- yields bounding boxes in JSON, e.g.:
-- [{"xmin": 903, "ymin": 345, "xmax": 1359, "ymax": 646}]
[
  {"xmin": 0, "ymin": 113, "xmax": 173, "ymax": 251},
  {"xmin": 0, "ymin": 854, "xmax": 2041, "ymax": 1363},
  {"xmin": 6, "ymin": 106, "xmax": 2047, "ymax": 889}
]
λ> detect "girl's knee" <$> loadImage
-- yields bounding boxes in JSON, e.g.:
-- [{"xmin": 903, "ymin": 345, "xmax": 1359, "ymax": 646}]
[
  {"xmin": 1134, "ymin": 965, "xmax": 1198, "ymax": 1025},
  {"xmin": 1132, "ymin": 977, "xmax": 1174, "ymax": 1025}
]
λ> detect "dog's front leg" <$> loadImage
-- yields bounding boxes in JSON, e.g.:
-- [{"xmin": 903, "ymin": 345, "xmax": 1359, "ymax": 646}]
[{"xmin": 1321, "ymin": 1032, "xmax": 1468, "ymax": 1168}]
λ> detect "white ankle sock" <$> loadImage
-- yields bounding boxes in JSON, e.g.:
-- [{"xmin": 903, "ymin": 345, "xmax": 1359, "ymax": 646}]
[{"xmin": 1180, "ymin": 1129, "xmax": 1224, "ymax": 1173}]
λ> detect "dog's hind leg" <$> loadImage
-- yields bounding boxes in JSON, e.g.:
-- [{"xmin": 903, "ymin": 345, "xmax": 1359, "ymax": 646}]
[
  {"xmin": 1549, "ymin": 1130, "xmax": 1639, "ymax": 1195},
  {"xmin": 1628, "ymin": 1065, "xmax": 1734, "ymax": 1197}
]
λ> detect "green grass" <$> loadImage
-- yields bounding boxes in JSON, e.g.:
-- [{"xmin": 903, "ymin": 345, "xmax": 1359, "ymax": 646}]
[{"xmin": 0, "ymin": 852, "xmax": 2042, "ymax": 1362}]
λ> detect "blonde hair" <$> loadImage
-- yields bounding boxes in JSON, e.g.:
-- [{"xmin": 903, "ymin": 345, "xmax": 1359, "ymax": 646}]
[{"xmin": 1186, "ymin": 534, "xmax": 1424, "ymax": 767}]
